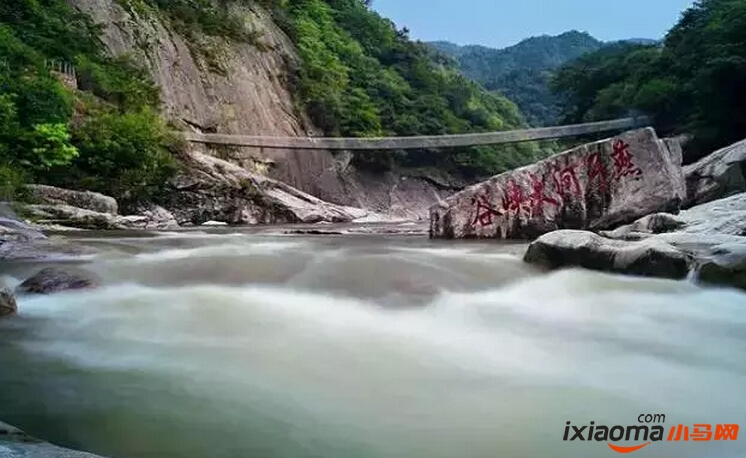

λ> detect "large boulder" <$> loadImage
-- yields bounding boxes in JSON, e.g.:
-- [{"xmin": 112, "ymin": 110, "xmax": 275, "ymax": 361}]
[
  {"xmin": 25, "ymin": 184, "xmax": 118, "ymax": 215},
  {"xmin": 528, "ymin": 193, "xmax": 746, "ymax": 290},
  {"xmin": 684, "ymin": 138, "xmax": 746, "ymax": 208},
  {"xmin": 0, "ymin": 288, "xmax": 17, "ymax": 317},
  {"xmin": 430, "ymin": 128, "xmax": 686, "ymax": 239},
  {"xmin": 17, "ymin": 266, "xmax": 98, "ymax": 295},
  {"xmin": 524, "ymin": 230, "xmax": 690, "ymax": 279}
]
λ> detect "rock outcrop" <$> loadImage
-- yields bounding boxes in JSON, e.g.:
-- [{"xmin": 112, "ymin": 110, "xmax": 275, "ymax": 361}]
[
  {"xmin": 430, "ymin": 128, "xmax": 685, "ymax": 239},
  {"xmin": 161, "ymin": 151, "xmax": 385, "ymax": 225},
  {"xmin": 22, "ymin": 204, "xmax": 142, "ymax": 231},
  {"xmin": 525, "ymin": 192, "xmax": 746, "ymax": 290},
  {"xmin": 0, "ymin": 206, "xmax": 92, "ymax": 261},
  {"xmin": 67, "ymin": 0, "xmax": 447, "ymax": 218},
  {"xmin": 684, "ymin": 138, "xmax": 746, "ymax": 208},
  {"xmin": 25, "ymin": 184, "xmax": 118, "ymax": 215},
  {"xmin": 17, "ymin": 267, "xmax": 98, "ymax": 295},
  {"xmin": 124, "ymin": 204, "xmax": 180, "ymax": 230}
]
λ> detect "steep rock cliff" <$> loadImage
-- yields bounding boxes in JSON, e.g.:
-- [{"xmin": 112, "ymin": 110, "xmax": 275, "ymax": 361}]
[{"xmin": 66, "ymin": 0, "xmax": 450, "ymax": 218}]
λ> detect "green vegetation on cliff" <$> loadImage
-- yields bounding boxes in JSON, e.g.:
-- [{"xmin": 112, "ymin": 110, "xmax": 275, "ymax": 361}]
[
  {"xmin": 270, "ymin": 0, "xmax": 543, "ymax": 178},
  {"xmin": 0, "ymin": 0, "xmax": 176, "ymax": 203},
  {"xmin": 552, "ymin": 0, "xmax": 746, "ymax": 163},
  {"xmin": 1, "ymin": 0, "xmax": 547, "ymax": 205}
]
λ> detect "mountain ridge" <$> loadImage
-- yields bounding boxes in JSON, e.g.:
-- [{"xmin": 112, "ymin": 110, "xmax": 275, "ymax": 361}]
[{"xmin": 428, "ymin": 31, "xmax": 659, "ymax": 126}]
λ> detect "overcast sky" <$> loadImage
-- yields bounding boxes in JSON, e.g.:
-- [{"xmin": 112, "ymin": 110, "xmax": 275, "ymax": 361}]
[{"xmin": 371, "ymin": 0, "xmax": 695, "ymax": 48}]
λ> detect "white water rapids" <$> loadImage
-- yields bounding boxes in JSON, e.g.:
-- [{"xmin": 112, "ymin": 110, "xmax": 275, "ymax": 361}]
[{"xmin": 0, "ymin": 225, "xmax": 745, "ymax": 458}]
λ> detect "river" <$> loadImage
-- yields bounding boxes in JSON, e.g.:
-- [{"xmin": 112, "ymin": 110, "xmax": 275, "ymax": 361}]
[{"xmin": 0, "ymin": 224, "xmax": 745, "ymax": 458}]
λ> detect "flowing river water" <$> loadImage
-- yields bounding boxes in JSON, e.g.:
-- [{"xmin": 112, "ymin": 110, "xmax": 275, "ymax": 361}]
[{"xmin": 0, "ymin": 223, "xmax": 745, "ymax": 458}]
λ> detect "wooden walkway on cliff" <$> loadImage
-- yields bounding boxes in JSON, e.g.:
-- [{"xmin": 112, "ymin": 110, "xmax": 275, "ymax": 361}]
[{"xmin": 181, "ymin": 117, "xmax": 651, "ymax": 151}]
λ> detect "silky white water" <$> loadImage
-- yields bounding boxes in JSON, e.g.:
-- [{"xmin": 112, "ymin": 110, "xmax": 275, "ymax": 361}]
[{"xmin": 1, "ymin": 226, "xmax": 745, "ymax": 458}]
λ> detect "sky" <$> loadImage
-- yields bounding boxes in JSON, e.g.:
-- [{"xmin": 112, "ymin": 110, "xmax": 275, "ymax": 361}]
[{"xmin": 371, "ymin": 0, "xmax": 696, "ymax": 49}]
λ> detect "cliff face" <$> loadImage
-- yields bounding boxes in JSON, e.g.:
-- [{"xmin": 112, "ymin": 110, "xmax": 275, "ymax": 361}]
[{"xmin": 65, "ymin": 0, "xmax": 452, "ymax": 219}]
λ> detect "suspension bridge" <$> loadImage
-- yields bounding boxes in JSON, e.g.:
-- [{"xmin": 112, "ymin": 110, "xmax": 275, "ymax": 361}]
[{"xmin": 181, "ymin": 116, "xmax": 651, "ymax": 151}]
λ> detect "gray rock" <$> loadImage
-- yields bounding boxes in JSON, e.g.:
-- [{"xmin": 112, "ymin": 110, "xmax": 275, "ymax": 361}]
[
  {"xmin": 0, "ymin": 212, "xmax": 93, "ymax": 262},
  {"xmin": 133, "ymin": 204, "xmax": 179, "ymax": 229},
  {"xmin": 0, "ymin": 217, "xmax": 46, "ymax": 242},
  {"xmin": 17, "ymin": 267, "xmax": 98, "ymax": 295},
  {"xmin": 430, "ymin": 128, "xmax": 685, "ymax": 240},
  {"xmin": 0, "ymin": 238, "xmax": 94, "ymax": 262},
  {"xmin": 20, "ymin": 204, "xmax": 173, "ymax": 231},
  {"xmin": 22, "ymin": 205, "xmax": 123, "ymax": 230},
  {"xmin": 684, "ymin": 138, "xmax": 746, "ymax": 208},
  {"xmin": 604, "ymin": 193, "xmax": 746, "ymax": 240},
  {"xmin": 524, "ymin": 230, "xmax": 690, "ymax": 279},
  {"xmin": 690, "ymin": 242, "xmax": 746, "ymax": 290},
  {"xmin": 0, "ymin": 288, "xmax": 17, "ymax": 317},
  {"xmin": 0, "ymin": 420, "xmax": 108, "ymax": 457},
  {"xmin": 25, "ymin": 185, "xmax": 118, "ymax": 215},
  {"xmin": 161, "ymin": 151, "xmax": 375, "ymax": 226},
  {"xmin": 541, "ymin": 192, "xmax": 746, "ymax": 290}
]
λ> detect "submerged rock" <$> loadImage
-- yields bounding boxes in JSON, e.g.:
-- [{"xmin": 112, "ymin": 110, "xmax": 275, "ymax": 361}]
[
  {"xmin": 430, "ymin": 128, "xmax": 686, "ymax": 240},
  {"xmin": 17, "ymin": 267, "xmax": 98, "ymax": 295},
  {"xmin": 0, "ymin": 288, "xmax": 17, "ymax": 317}
]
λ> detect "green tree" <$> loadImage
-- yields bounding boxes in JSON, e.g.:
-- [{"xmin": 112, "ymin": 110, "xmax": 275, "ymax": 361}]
[{"xmin": 551, "ymin": 0, "xmax": 746, "ymax": 163}]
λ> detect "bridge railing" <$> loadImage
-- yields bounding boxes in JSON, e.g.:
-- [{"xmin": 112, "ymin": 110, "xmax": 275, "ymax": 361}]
[{"xmin": 179, "ymin": 116, "xmax": 652, "ymax": 151}]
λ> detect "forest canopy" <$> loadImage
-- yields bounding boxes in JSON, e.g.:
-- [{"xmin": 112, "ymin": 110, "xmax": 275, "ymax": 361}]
[{"xmin": 551, "ymin": 0, "xmax": 746, "ymax": 163}]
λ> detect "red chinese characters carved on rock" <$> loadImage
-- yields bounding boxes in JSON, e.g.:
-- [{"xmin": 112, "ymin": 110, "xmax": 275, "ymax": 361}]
[
  {"xmin": 585, "ymin": 152, "xmax": 609, "ymax": 190},
  {"xmin": 551, "ymin": 162, "xmax": 582, "ymax": 198},
  {"xmin": 527, "ymin": 173, "xmax": 560, "ymax": 215},
  {"xmin": 611, "ymin": 140, "xmax": 643, "ymax": 180},
  {"xmin": 471, "ymin": 194, "xmax": 501, "ymax": 227},
  {"xmin": 501, "ymin": 180, "xmax": 526, "ymax": 215}
]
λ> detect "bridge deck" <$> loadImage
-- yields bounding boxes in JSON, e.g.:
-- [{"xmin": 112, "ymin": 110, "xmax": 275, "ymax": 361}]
[{"xmin": 180, "ymin": 117, "xmax": 650, "ymax": 151}]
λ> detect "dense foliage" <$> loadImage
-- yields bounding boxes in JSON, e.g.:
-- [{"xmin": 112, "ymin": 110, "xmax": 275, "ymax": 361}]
[
  {"xmin": 271, "ymin": 0, "xmax": 544, "ymax": 177},
  {"xmin": 551, "ymin": 0, "xmax": 746, "ymax": 163},
  {"xmin": 0, "ymin": 0, "xmax": 176, "ymax": 203},
  {"xmin": 430, "ymin": 32, "xmax": 605, "ymax": 126}
]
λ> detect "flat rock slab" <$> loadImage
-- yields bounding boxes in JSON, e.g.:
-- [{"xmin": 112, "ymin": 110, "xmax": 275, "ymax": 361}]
[
  {"xmin": 430, "ymin": 128, "xmax": 685, "ymax": 239},
  {"xmin": 25, "ymin": 185, "xmax": 118, "ymax": 215}
]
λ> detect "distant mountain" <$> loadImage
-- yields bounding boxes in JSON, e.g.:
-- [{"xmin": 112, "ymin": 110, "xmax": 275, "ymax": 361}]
[{"xmin": 429, "ymin": 31, "xmax": 658, "ymax": 126}]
